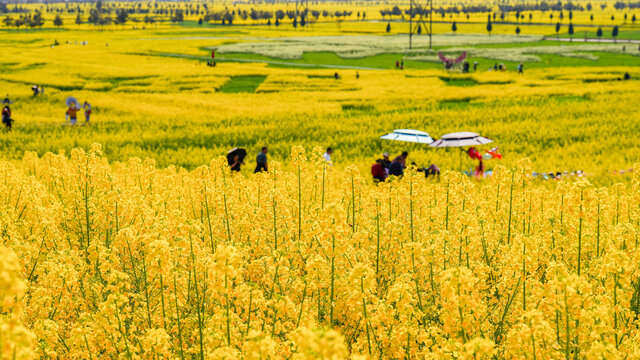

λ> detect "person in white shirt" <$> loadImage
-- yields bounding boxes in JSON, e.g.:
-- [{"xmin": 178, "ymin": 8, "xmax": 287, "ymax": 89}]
[{"xmin": 323, "ymin": 147, "xmax": 333, "ymax": 164}]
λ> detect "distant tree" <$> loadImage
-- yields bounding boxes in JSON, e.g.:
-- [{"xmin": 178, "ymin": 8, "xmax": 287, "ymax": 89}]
[
  {"xmin": 596, "ymin": 27, "xmax": 603, "ymax": 40},
  {"xmin": 53, "ymin": 14, "xmax": 63, "ymax": 27},
  {"xmin": 516, "ymin": 26, "xmax": 521, "ymax": 35},
  {"xmin": 30, "ymin": 11, "xmax": 44, "ymax": 28},
  {"xmin": 486, "ymin": 20, "xmax": 492, "ymax": 35},
  {"xmin": 267, "ymin": 19, "xmax": 271, "ymax": 25},
  {"xmin": 275, "ymin": 9, "xmax": 285, "ymax": 21},
  {"xmin": 633, "ymin": 15, "xmax": 637, "ymax": 23},
  {"xmin": 612, "ymin": 25, "xmax": 619, "ymax": 42},
  {"xmin": 611, "ymin": 15, "xmax": 615, "ymax": 21},
  {"xmin": 500, "ymin": 12, "xmax": 504, "ymax": 21},
  {"xmin": 300, "ymin": 15, "xmax": 305, "ymax": 27},
  {"xmin": 2, "ymin": 16, "xmax": 13, "ymax": 29},
  {"xmin": 568, "ymin": 22, "xmax": 574, "ymax": 41},
  {"xmin": 13, "ymin": 16, "xmax": 26, "ymax": 30},
  {"xmin": 75, "ymin": 14, "xmax": 82, "ymax": 25},
  {"xmin": 451, "ymin": 21, "xmax": 457, "ymax": 33},
  {"xmin": 88, "ymin": 8, "xmax": 100, "ymax": 25},
  {"xmin": 417, "ymin": 24, "xmax": 422, "ymax": 34},
  {"xmin": 115, "ymin": 8, "xmax": 128, "ymax": 25},
  {"xmin": 198, "ymin": 17, "xmax": 203, "ymax": 25},
  {"xmin": 386, "ymin": 22, "xmax": 391, "ymax": 32},
  {"xmin": 311, "ymin": 10, "xmax": 320, "ymax": 20},
  {"xmin": 275, "ymin": 18, "xmax": 279, "ymax": 26},
  {"xmin": 14, "ymin": 16, "xmax": 24, "ymax": 30},
  {"xmin": 529, "ymin": 13, "xmax": 533, "ymax": 22},
  {"xmin": 600, "ymin": 4, "xmax": 607, "ymax": 10},
  {"xmin": 590, "ymin": 14, "xmax": 594, "ymax": 21},
  {"xmin": 569, "ymin": 11, "xmax": 573, "ymax": 20},
  {"xmin": 292, "ymin": 17, "xmax": 297, "ymax": 28},
  {"xmin": 586, "ymin": 3, "xmax": 592, "ymax": 11},
  {"xmin": 555, "ymin": 22, "xmax": 561, "ymax": 38},
  {"xmin": 170, "ymin": 9, "xmax": 184, "ymax": 23}
]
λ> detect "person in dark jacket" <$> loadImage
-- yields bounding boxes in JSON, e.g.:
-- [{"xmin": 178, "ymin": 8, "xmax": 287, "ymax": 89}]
[
  {"xmin": 255, "ymin": 147, "xmax": 268, "ymax": 173},
  {"xmin": 388, "ymin": 160, "xmax": 404, "ymax": 177}
]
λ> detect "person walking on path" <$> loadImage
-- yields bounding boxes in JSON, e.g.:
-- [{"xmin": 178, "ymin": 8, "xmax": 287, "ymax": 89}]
[
  {"xmin": 255, "ymin": 147, "xmax": 268, "ymax": 173},
  {"xmin": 229, "ymin": 154, "xmax": 243, "ymax": 172},
  {"xmin": 323, "ymin": 147, "xmax": 333, "ymax": 165},
  {"xmin": 83, "ymin": 101, "xmax": 92, "ymax": 124},
  {"xmin": 2, "ymin": 104, "xmax": 12, "ymax": 131},
  {"xmin": 66, "ymin": 103, "xmax": 80, "ymax": 125}
]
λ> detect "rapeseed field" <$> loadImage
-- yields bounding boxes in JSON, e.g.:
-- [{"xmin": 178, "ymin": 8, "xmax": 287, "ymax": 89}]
[{"xmin": 1, "ymin": 2, "xmax": 640, "ymax": 358}]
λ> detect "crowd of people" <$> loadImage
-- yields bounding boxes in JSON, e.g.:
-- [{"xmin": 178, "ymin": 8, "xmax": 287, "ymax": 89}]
[
  {"xmin": 3, "ymin": 90, "xmax": 93, "ymax": 130},
  {"xmin": 371, "ymin": 151, "xmax": 440, "ymax": 183},
  {"xmin": 225, "ymin": 146, "xmax": 444, "ymax": 184}
]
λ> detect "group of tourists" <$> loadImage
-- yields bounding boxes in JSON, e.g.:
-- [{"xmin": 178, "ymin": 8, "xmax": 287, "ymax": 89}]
[
  {"xmin": 371, "ymin": 151, "xmax": 440, "ymax": 183},
  {"xmin": 66, "ymin": 101, "xmax": 92, "ymax": 125},
  {"xmin": 2, "ymin": 90, "xmax": 93, "ymax": 131},
  {"xmin": 31, "ymin": 85, "xmax": 44, "ymax": 97}
]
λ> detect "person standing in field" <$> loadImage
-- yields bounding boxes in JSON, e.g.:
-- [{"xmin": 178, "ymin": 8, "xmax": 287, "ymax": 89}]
[
  {"xmin": 255, "ymin": 147, "xmax": 268, "ymax": 173},
  {"xmin": 2, "ymin": 104, "xmax": 12, "ymax": 131},
  {"xmin": 371, "ymin": 159, "xmax": 386, "ymax": 183},
  {"xmin": 83, "ymin": 101, "xmax": 92, "ymax": 124},
  {"xmin": 381, "ymin": 152, "xmax": 391, "ymax": 171},
  {"xmin": 388, "ymin": 159, "xmax": 404, "ymax": 177},
  {"xmin": 393, "ymin": 151, "xmax": 409, "ymax": 169},
  {"xmin": 517, "ymin": 63, "xmax": 524, "ymax": 74},
  {"xmin": 66, "ymin": 103, "xmax": 80, "ymax": 125},
  {"xmin": 228, "ymin": 154, "xmax": 243, "ymax": 172},
  {"xmin": 323, "ymin": 147, "xmax": 333, "ymax": 164}
]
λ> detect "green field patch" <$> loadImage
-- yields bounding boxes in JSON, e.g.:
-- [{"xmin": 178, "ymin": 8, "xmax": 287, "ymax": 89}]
[
  {"xmin": 218, "ymin": 75, "xmax": 267, "ymax": 93},
  {"xmin": 552, "ymin": 94, "xmax": 589, "ymax": 103},
  {"xmin": 307, "ymin": 75, "xmax": 336, "ymax": 79},
  {"xmin": 478, "ymin": 79, "xmax": 514, "ymax": 85},
  {"xmin": 341, "ymin": 103, "xmax": 376, "ymax": 112},
  {"xmin": 439, "ymin": 98, "xmax": 484, "ymax": 109},
  {"xmin": 105, "ymin": 75, "xmax": 158, "ymax": 85},
  {"xmin": 440, "ymin": 77, "xmax": 478, "ymax": 87}
]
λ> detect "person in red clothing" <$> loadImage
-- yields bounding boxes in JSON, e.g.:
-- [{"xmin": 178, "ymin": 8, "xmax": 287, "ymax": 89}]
[
  {"xmin": 371, "ymin": 159, "xmax": 387, "ymax": 183},
  {"xmin": 66, "ymin": 103, "xmax": 80, "ymax": 125}
]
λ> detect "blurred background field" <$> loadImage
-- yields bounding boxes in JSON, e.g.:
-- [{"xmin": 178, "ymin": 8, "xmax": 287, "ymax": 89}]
[{"xmin": 1, "ymin": 0, "xmax": 639, "ymax": 184}]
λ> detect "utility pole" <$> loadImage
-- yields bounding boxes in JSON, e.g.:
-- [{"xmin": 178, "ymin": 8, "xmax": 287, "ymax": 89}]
[
  {"xmin": 409, "ymin": 0, "xmax": 413, "ymax": 49},
  {"xmin": 429, "ymin": 0, "xmax": 433, "ymax": 49}
]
